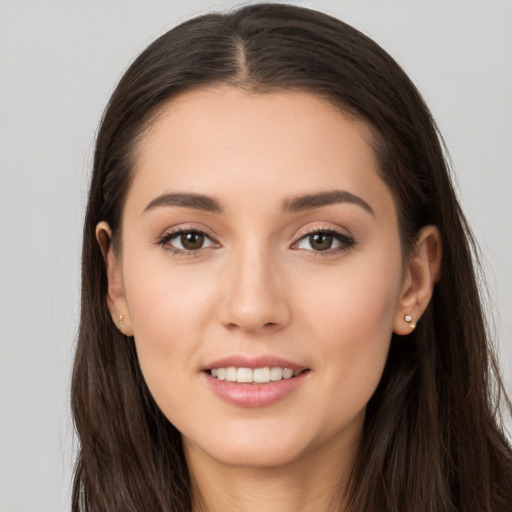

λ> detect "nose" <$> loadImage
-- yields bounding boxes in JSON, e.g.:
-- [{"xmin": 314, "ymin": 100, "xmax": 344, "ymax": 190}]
[{"xmin": 217, "ymin": 244, "xmax": 291, "ymax": 335}]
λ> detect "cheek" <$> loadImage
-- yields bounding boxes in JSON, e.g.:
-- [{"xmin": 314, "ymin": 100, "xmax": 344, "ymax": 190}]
[
  {"xmin": 124, "ymin": 250, "xmax": 216, "ymax": 335},
  {"xmin": 298, "ymin": 246, "xmax": 403, "ymax": 338},
  {"xmin": 295, "ymin": 250, "xmax": 403, "ymax": 410},
  {"xmin": 121, "ymin": 257, "xmax": 218, "ymax": 402}
]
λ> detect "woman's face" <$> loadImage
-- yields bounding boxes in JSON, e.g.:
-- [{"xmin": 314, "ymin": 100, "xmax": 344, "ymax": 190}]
[{"xmin": 107, "ymin": 86, "xmax": 411, "ymax": 469}]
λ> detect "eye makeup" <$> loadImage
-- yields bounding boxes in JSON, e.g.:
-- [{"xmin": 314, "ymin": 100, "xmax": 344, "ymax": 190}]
[{"xmin": 154, "ymin": 224, "xmax": 356, "ymax": 259}]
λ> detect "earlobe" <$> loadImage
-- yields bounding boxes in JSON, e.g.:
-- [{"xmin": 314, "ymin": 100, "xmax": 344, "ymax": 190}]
[
  {"xmin": 393, "ymin": 225, "xmax": 442, "ymax": 335},
  {"xmin": 95, "ymin": 221, "xmax": 134, "ymax": 336}
]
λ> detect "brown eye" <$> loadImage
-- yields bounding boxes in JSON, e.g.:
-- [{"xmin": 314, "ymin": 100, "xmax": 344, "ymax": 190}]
[
  {"xmin": 293, "ymin": 229, "xmax": 355, "ymax": 254},
  {"xmin": 158, "ymin": 229, "xmax": 217, "ymax": 253},
  {"xmin": 309, "ymin": 233, "xmax": 333, "ymax": 251},
  {"xmin": 180, "ymin": 232, "xmax": 205, "ymax": 250}
]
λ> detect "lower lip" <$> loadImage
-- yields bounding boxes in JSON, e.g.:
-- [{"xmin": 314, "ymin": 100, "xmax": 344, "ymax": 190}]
[{"xmin": 203, "ymin": 371, "xmax": 309, "ymax": 408}]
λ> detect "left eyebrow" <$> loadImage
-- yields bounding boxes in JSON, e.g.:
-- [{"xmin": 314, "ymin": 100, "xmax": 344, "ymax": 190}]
[
  {"xmin": 142, "ymin": 192, "xmax": 224, "ymax": 214},
  {"xmin": 282, "ymin": 190, "xmax": 375, "ymax": 216}
]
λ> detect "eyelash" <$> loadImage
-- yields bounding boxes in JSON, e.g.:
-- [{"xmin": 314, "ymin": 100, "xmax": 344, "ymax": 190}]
[
  {"xmin": 291, "ymin": 227, "xmax": 355, "ymax": 255},
  {"xmin": 155, "ymin": 227, "xmax": 356, "ymax": 256},
  {"xmin": 155, "ymin": 227, "xmax": 219, "ymax": 257}
]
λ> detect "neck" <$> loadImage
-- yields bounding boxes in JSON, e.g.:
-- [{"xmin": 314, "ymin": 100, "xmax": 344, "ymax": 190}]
[{"xmin": 185, "ymin": 427, "xmax": 360, "ymax": 512}]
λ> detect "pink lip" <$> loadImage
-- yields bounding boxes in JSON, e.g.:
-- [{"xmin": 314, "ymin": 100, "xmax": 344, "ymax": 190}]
[
  {"xmin": 202, "ymin": 354, "xmax": 310, "ymax": 408},
  {"xmin": 204, "ymin": 355, "xmax": 306, "ymax": 372}
]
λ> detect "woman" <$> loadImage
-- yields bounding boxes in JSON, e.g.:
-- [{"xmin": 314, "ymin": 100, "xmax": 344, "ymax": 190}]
[{"xmin": 71, "ymin": 3, "xmax": 512, "ymax": 511}]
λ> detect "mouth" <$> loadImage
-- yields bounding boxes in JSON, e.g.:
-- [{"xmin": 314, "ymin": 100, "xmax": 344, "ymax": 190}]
[
  {"xmin": 208, "ymin": 366, "xmax": 307, "ymax": 383},
  {"xmin": 203, "ymin": 357, "xmax": 310, "ymax": 407}
]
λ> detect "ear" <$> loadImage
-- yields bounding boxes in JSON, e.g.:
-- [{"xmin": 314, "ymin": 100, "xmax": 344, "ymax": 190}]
[
  {"xmin": 394, "ymin": 225, "xmax": 442, "ymax": 335},
  {"xmin": 96, "ymin": 221, "xmax": 133, "ymax": 336}
]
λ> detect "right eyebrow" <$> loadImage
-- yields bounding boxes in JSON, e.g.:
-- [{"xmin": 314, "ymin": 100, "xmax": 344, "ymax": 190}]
[{"xmin": 142, "ymin": 192, "xmax": 224, "ymax": 215}]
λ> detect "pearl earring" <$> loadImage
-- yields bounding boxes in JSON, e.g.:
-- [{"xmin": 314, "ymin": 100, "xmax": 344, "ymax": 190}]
[
  {"xmin": 118, "ymin": 314, "xmax": 125, "ymax": 328},
  {"xmin": 404, "ymin": 314, "xmax": 416, "ymax": 329}
]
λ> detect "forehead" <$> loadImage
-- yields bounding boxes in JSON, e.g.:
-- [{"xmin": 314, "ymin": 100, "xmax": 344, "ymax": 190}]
[{"xmin": 127, "ymin": 86, "xmax": 394, "ymax": 218}]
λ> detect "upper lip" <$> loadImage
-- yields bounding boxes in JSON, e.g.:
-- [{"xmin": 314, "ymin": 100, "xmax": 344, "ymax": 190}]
[{"xmin": 203, "ymin": 355, "xmax": 308, "ymax": 372}]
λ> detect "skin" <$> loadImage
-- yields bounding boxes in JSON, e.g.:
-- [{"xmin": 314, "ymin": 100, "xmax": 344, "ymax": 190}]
[{"xmin": 97, "ymin": 86, "xmax": 441, "ymax": 512}]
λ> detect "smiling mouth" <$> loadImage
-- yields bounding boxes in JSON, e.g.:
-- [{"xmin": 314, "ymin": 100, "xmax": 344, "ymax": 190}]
[{"xmin": 209, "ymin": 367, "xmax": 307, "ymax": 383}]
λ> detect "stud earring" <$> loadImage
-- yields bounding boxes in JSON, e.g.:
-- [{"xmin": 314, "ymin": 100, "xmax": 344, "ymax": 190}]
[
  {"xmin": 404, "ymin": 314, "xmax": 416, "ymax": 329},
  {"xmin": 118, "ymin": 314, "xmax": 125, "ymax": 329}
]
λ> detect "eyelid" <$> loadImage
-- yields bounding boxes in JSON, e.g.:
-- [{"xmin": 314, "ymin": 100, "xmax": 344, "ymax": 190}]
[
  {"xmin": 290, "ymin": 225, "xmax": 356, "ymax": 254},
  {"xmin": 154, "ymin": 223, "xmax": 355, "ymax": 256},
  {"xmin": 154, "ymin": 222, "xmax": 218, "ymax": 241},
  {"xmin": 155, "ymin": 225, "xmax": 221, "ymax": 254}
]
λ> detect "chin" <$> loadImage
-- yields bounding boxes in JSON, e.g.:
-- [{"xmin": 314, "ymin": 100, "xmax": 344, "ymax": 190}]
[
  {"xmin": 197, "ymin": 438, "xmax": 309, "ymax": 469},
  {"xmin": 182, "ymin": 414, "xmax": 361, "ymax": 471},
  {"xmin": 180, "ymin": 416, "xmax": 313, "ymax": 468}
]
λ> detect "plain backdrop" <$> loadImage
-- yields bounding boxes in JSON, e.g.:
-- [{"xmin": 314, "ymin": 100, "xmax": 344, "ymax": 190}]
[{"xmin": 0, "ymin": 1, "xmax": 511, "ymax": 510}]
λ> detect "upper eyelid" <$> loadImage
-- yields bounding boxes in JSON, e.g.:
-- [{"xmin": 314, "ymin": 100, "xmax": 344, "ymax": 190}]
[
  {"xmin": 156, "ymin": 225, "xmax": 218, "ymax": 242},
  {"xmin": 291, "ymin": 226, "xmax": 355, "ymax": 252},
  {"xmin": 156, "ymin": 228, "xmax": 220, "ymax": 256},
  {"xmin": 292, "ymin": 224, "xmax": 352, "ymax": 241},
  {"xmin": 295, "ymin": 230, "xmax": 353, "ymax": 243},
  {"xmin": 155, "ymin": 224, "xmax": 354, "ymax": 247}
]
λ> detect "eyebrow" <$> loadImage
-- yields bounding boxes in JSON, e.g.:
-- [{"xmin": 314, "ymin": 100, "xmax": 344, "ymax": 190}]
[
  {"xmin": 143, "ymin": 192, "xmax": 224, "ymax": 214},
  {"xmin": 142, "ymin": 189, "xmax": 374, "ymax": 216},
  {"xmin": 282, "ymin": 190, "xmax": 374, "ymax": 215}
]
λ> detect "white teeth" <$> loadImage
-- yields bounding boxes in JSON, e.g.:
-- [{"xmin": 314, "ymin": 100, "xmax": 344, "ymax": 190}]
[
  {"xmin": 253, "ymin": 367, "xmax": 271, "ymax": 383},
  {"xmin": 282, "ymin": 368, "xmax": 294, "ymax": 379},
  {"xmin": 270, "ymin": 367, "xmax": 283, "ymax": 381},
  {"xmin": 210, "ymin": 366, "xmax": 302, "ymax": 383},
  {"xmin": 225, "ymin": 367, "xmax": 237, "ymax": 382},
  {"xmin": 237, "ymin": 367, "xmax": 253, "ymax": 383}
]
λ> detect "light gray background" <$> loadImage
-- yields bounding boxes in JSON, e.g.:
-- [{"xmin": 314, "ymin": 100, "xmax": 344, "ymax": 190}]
[{"xmin": 0, "ymin": 1, "xmax": 510, "ymax": 510}]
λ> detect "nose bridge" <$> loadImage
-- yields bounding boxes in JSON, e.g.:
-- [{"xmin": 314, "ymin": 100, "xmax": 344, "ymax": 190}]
[{"xmin": 218, "ymin": 237, "xmax": 289, "ymax": 333}]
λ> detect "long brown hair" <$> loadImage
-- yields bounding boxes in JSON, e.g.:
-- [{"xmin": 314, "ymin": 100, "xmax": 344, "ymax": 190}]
[{"xmin": 71, "ymin": 4, "xmax": 512, "ymax": 511}]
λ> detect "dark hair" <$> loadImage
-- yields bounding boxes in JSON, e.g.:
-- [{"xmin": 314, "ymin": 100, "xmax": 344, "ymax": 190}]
[{"xmin": 72, "ymin": 4, "xmax": 512, "ymax": 511}]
